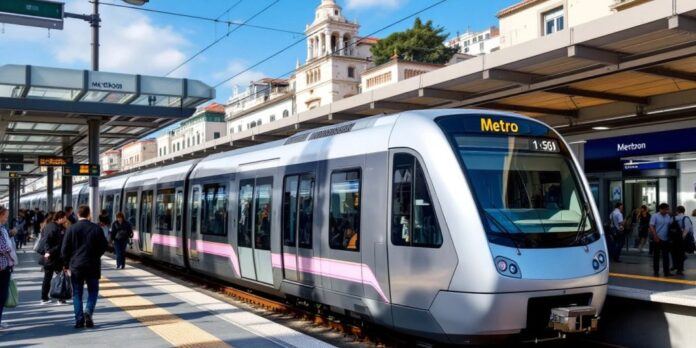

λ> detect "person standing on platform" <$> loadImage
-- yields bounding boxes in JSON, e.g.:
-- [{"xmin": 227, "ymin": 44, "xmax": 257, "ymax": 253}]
[
  {"xmin": 14, "ymin": 211, "xmax": 27, "ymax": 250},
  {"xmin": 109, "ymin": 212, "xmax": 132, "ymax": 270},
  {"xmin": 65, "ymin": 207, "xmax": 77, "ymax": 225},
  {"xmin": 636, "ymin": 205, "xmax": 651, "ymax": 253},
  {"xmin": 650, "ymin": 203, "xmax": 673, "ymax": 277},
  {"xmin": 609, "ymin": 203, "xmax": 625, "ymax": 262},
  {"xmin": 61, "ymin": 206, "xmax": 108, "ymax": 329},
  {"xmin": 672, "ymin": 206, "xmax": 693, "ymax": 276},
  {"xmin": 0, "ymin": 206, "xmax": 18, "ymax": 330},
  {"xmin": 40, "ymin": 211, "xmax": 67, "ymax": 304},
  {"xmin": 33, "ymin": 208, "xmax": 44, "ymax": 240}
]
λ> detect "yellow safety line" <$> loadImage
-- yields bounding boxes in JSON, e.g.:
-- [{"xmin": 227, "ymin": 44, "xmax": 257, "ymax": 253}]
[
  {"xmin": 100, "ymin": 277, "xmax": 231, "ymax": 348},
  {"xmin": 609, "ymin": 272, "xmax": 696, "ymax": 286}
]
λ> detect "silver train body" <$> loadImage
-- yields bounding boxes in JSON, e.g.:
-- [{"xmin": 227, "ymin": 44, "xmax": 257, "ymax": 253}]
[{"xmin": 19, "ymin": 110, "xmax": 608, "ymax": 344}]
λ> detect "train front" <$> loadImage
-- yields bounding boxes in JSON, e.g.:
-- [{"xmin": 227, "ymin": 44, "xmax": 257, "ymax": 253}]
[{"xmin": 427, "ymin": 112, "xmax": 608, "ymax": 343}]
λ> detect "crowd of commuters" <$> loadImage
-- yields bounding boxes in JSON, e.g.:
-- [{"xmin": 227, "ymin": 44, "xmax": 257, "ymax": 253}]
[
  {"xmin": 608, "ymin": 202, "xmax": 695, "ymax": 277},
  {"xmin": 0, "ymin": 204, "xmax": 129, "ymax": 331}
]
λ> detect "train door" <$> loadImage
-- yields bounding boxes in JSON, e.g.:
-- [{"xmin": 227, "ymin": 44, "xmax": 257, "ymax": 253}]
[
  {"xmin": 139, "ymin": 190, "xmax": 154, "ymax": 253},
  {"xmin": 124, "ymin": 191, "xmax": 139, "ymax": 250},
  {"xmin": 188, "ymin": 185, "xmax": 201, "ymax": 260},
  {"xmin": 237, "ymin": 176, "xmax": 274, "ymax": 284},
  {"xmin": 174, "ymin": 187, "xmax": 184, "ymax": 257},
  {"xmin": 281, "ymin": 173, "xmax": 316, "ymax": 285},
  {"xmin": 387, "ymin": 151, "xmax": 448, "ymax": 309},
  {"xmin": 114, "ymin": 193, "xmax": 121, "ymax": 216}
]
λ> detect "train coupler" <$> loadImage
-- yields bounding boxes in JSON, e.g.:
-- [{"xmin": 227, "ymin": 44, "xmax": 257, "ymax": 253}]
[{"xmin": 548, "ymin": 306, "xmax": 598, "ymax": 333}]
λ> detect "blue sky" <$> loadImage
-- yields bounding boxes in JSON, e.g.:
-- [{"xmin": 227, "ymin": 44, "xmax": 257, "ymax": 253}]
[{"xmin": 1, "ymin": 0, "xmax": 517, "ymax": 104}]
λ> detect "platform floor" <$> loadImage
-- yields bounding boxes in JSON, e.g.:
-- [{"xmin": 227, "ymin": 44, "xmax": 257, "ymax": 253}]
[{"xmin": 0, "ymin": 250, "xmax": 334, "ymax": 348}]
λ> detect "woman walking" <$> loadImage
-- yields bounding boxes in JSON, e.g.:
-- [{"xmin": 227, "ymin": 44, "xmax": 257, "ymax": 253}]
[
  {"xmin": 0, "ymin": 206, "xmax": 18, "ymax": 329},
  {"xmin": 637, "ymin": 205, "xmax": 651, "ymax": 253},
  {"xmin": 40, "ymin": 211, "xmax": 67, "ymax": 304},
  {"xmin": 110, "ymin": 212, "xmax": 132, "ymax": 269}
]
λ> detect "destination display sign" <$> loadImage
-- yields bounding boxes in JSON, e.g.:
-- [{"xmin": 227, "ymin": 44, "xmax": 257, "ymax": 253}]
[
  {"xmin": 436, "ymin": 114, "xmax": 553, "ymax": 137},
  {"xmin": 0, "ymin": 0, "xmax": 64, "ymax": 30},
  {"xmin": 0, "ymin": 153, "xmax": 23, "ymax": 164},
  {"xmin": 63, "ymin": 163, "xmax": 100, "ymax": 177},
  {"xmin": 38, "ymin": 155, "xmax": 71, "ymax": 166},
  {"xmin": 1, "ymin": 163, "xmax": 23, "ymax": 171}
]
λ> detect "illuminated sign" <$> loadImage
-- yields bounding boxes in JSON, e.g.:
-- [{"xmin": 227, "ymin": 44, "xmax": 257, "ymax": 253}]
[
  {"xmin": 8, "ymin": 172, "xmax": 20, "ymax": 178},
  {"xmin": 38, "ymin": 155, "xmax": 71, "ymax": 166},
  {"xmin": 63, "ymin": 163, "xmax": 100, "ymax": 177},
  {"xmin": 480, "ymin": 118, "xmax": 519, "ymax": 133},
  {"xmin": 1, "ymin": 163, "xmax": 23, "ymax": 171}
]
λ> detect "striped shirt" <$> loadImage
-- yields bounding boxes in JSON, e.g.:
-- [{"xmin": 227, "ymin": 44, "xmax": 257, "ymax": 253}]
[{"xmin": 0, "ymin": 225, "xmax": 14, "ymax": 271}]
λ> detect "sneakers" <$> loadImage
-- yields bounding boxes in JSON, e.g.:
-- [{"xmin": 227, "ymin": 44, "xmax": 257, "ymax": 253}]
[
  {"xmin": 85, "ymin": 313, "xmax": 94, "ymax": 328},
  {"xmin": 74, "ymin": 321, "xmax": 84, "ymax": 329},
  {"xmin": 0, "ymin": 322, "xmax": 9, "ymax": 329},
  {"xmin": 40, "ymin": 300, "xmax": 51, "ymax": 305}
]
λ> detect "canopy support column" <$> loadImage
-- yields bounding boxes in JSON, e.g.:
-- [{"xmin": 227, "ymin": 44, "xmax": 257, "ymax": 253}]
[
  {"xmin": 47, "ymin": 167, "xmax": 54, "ymax": 212},
  {"xmin": 62, "ymin": 146, "xmax": 73, "ymax": 210},
  {"xmin": 88, "ymin": 118, "xmax": 100, "ymax": 222},
  {"xmin": 8, "ymin": 177, "xmax": 19, "ymax": 228}
]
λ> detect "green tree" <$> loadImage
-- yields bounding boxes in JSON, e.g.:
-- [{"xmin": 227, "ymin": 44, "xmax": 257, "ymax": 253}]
[{"xmin": 370, "ymin": 18, "xmax": 458, "ymax": 66}]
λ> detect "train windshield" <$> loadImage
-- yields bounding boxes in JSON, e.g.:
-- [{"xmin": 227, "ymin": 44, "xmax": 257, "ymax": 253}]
[{"xmin": 437, "ymin": 115, "xmax": 599, "ymax": 248}]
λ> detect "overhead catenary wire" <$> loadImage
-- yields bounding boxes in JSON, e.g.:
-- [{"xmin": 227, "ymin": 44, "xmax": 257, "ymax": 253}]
[
  {"xmin": 165, "ymin": 0, "xmax": 281, "ymax": 77},
  {"xmin": 97, "ymin": 1, "xmax": 302, "ymax": 35},
  {"xmin": 215, "ymin": 0, "xmax": 449, "ymax": 104}
]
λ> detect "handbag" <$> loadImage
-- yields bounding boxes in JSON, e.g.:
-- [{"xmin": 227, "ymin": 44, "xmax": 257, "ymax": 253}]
[
  {"xmin": 49, "ymin": 271, "xmax": 72, "ymax": 300},
  {"xmin": 4, "ymin": 277, "xmax": 18, "ymax": 308}
]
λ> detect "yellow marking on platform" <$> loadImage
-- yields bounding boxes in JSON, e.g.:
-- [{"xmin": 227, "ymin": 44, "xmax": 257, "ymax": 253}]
[
  {"xmin": 100, "ymin": 277, "xmax": 231, "ymax": 348},
  {"xmin": 609, "ymin": 272, "xmax": 696, "ymax": 286}
]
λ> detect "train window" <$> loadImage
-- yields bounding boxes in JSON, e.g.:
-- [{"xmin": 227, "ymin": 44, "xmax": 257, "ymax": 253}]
[
  {"xmin": 190, "ymin": 187, "xmax": 201, "ymax": 235},
  {"xmin": 254, "ymin": 177, "xmax": 273, "ymax": 250},
  {"xmin": 125, "ymin": 192, "xmax": 138, "ymax": 228},
  {"xmin": 238, "ymin": 180, "xmax": 254, "ymax": 248},
  {"xmin": 282, "ymin": 174, "xmax": 315, "ymax": 249},
  {"xmin": 175, "ymin": 190, "xmax": 183, "ymax": 232},
  {"xmin": 201, "ymin": 183, "xmax": 227, "ymax": 236},
  {"xmin": 140, "ymin": 191, "xmax": 154, "ymax": 234},
  {"xmin": 155, "ymin": 188, "xmax": 175, "ymax": 233},
  {"xmin": 103, "ymin": 194, "xmax": 114, "ymax": 222},
  {"xmin": 329, "ymin": 169, "xmax": 361, "ymax": 251},
  {"xmin": 391, "ymin": 153, "xmax": 442, "ymax": 248}
]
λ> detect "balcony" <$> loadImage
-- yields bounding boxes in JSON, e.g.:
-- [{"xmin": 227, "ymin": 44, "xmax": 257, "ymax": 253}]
[{"xmin": 611, "ymin": 0, "xmax": 652, "ymax": 11}]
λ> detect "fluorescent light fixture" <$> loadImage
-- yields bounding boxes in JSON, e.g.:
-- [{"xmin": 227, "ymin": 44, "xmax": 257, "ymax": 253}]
[{"xmin": 592, "ymin": 126, "xmax": 610, "ymax": 131}]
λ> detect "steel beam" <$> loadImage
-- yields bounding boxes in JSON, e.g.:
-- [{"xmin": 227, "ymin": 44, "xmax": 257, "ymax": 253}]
[
  {"xmin": 250, "ymin": 134, "xmax": 283, "ymax": 142},
  {"xmin": 102, "ymin": 120, "xmax": 160, "ymax": 128},
  {"xmin": 0, "ymin": 114, "xmax": 88, "ymax": 125},
  {"xmin": 328, "ymin": 113, "xmax": 362, "ymax": 121},
  {"xmin": 639, "ymin": 67, "xmax": 696, "ymax": 83},
  {"xmin": 547, "ymin": 87, "xmax": 650, "ymax": 104},
  {"xmin": 567, "ymin": 45, "xmax": 622, "ymax": 65},
  {"xmin": 370, "ymin": 101, "xmax": 422, "ymax": 111},
  {"xmin": 668, "ymin": 15, "xmax": 696, "ymax": 33},
  {"xmin": 418, "ymin": 88, "xmax": 470, "ymax": 101},
  {"xmin": 6, "ymin": 129, "xmax": 80, "ymax": 137},
  {"xmin": 481, "ymin": 103, "xmax": 578, "ymax": 117},
  {"xmin": 483, "ymin": 69, "xmax": 538, "ymax": 85}
]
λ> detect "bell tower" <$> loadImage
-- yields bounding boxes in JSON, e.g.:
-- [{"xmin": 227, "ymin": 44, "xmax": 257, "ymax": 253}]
[{"xmin": 305, "ymin": 0, "xmax": 359, "ymax": 62}]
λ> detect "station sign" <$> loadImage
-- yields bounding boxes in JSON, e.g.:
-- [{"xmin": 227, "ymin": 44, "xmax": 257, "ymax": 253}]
[
  {"xmin": 38, "ymin": 155, "xmax": 71, "ymax": 166},
  {"xmin": 0, "ymin": 153, "xmax": 23, "ymax": 164},
  {"xmin": 0, "ymin": 0, "xmax": 64, "ymax": 30},
  {"xmin": 1, "ymin": 163, "xmax": 24, "ymax": 171},
  {"xmin": 63, "ymin": 163, "xmax": 99, "ymax": 177}
]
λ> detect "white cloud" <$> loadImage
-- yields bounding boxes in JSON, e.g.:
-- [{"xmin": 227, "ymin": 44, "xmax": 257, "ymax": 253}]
[
  {"xmin": 345, "ymin": 0, "xmax": 404, "ymax": 9},
  {"xmin": 1, "ymin": 0, "xmax": 190, "ymax": 77}
]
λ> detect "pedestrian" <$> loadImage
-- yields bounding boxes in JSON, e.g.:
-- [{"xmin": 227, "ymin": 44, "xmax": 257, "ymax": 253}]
[
  {"xmin": 650, "ymin": 203, "xmax": 673, "ymax": 277},
  {"xmin": 65, "ymin": 206, "xmax": 77, "ymax": 225},
  {"xmin": 0, "ymin": 206, "xmax": 18, "ymax": 330},
  {"xmin": 99, "ymin": 210, "xmax": 111, "ymax": 241},
  {"xmin": 61, "ymin": 205, "xmax": 108, "ymax": 329},
  {"xmin": 33, "ymin": 207, "xmax": 44, "ymax": 239},
  {"xmin": 636, "ymin": 205, "xmax": 651, "ymax": 253},
  {"xmin": 609, "ymin": 203, "xmax": 625, "ymax": 262},
  {"xmin": 110, "ymin": 212, "xmax": 132, "ymax": 270},
  {"xmin": 40, "ymin": 211, "xmax": 68, "ymax": 304},
  {"xmin": 14, "ymin": 211, "xmax": 27, "ymax": 250},
  {"xmin": 672, "ymin": 206, "xmax": 693, "ymax": 276}
]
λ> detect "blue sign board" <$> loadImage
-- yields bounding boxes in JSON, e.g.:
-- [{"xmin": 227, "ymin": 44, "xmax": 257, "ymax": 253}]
[
  {"xmin": 622, "ymin": 161, "xmax": 671, "ymax": 171},
  {"xmin": 584, "ymin": 127, "xmax": 696, "ymax": 172}
]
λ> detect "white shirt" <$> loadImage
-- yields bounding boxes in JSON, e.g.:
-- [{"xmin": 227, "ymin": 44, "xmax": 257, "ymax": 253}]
[
  {"xmin": 610, "ymin": 208, "xmax": 624, "ymax": 231},
  {"xmin": 676, "ymin": 214, "xmax": 694, "ymax": 235}
]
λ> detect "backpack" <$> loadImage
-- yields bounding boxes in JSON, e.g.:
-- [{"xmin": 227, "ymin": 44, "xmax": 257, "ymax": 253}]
[
  {"xmin": 681, "ymin": 216, "xmax": 695, "ymax": 254},
  {"xmin": 668, "ymin": 217, "xmax": 683, "ymax": 242}
]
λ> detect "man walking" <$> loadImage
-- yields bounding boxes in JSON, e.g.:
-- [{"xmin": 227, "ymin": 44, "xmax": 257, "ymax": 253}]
[
  {"xmin": 61, "ymin": 205, "xmax": 108, "ymax": 329},
  {"xmin": 609, "ymin": 203, "xmax": 625, "ymax": 262},
  {"xmin": 650, "ymin": 203, "xmax": 673, "ymax": 277}
]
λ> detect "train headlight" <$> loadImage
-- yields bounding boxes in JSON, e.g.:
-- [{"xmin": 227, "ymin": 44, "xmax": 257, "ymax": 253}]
[
  {"xmin": 597, "ymin": 252, "xmax": 606, "ymax": 264},
  {"xmin": 494, "ymin": 256, "xmax": 521, "ymax": 278},
  {"xmin": 592, "ymin": 259, "xmax": 600, "ymax": 270},
  {"xmin": 592, "ymin": 251, "xmax": 607, "ymax": 272}
]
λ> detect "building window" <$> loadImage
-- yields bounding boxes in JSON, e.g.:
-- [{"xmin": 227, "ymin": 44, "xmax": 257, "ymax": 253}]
[
  {"xmin": 213, "ymin": 132, "xmax": 220, "ymax": 139},
  {"xmin": 282, "ymin": 110, "xmax": 289, "ymax": 118},
  {"xmin": 479, "ymin": 42, "xmax": 484, "ymax": 51},
  {"xmin": 347, "ymin": 66, "xmax": 355, "ymax": 78},
  {"xmin": 366, "ymin": 71, "xmax": 392, "ymax": 88},
  {"xmin": 270, "ymin": 115, "xmax": 276, "ymax": 122},
  {"xmin": 257, "ymin": 119, "xmax": 262, "ymax": 126},
  {"xmin": 391, "ymin": 153, "xmax": 442, "ymax": 248},
  {"xmin": 237, "ymin": 125, "xmax": 242, "ymax": 132},
  {"xmin": 197, "ymin": 133, "xmax": 200, "ymax": 144},
  {"xmin": 405, "ymin": 69, "xmax": 427, "ymax": 79},
  {"xmin": 543, "ymin": 7, "xmax": 564, "ymax": 35},
  {"xmin": 329, "ymin": 169, "xmax": 361, "ymax": 251}
]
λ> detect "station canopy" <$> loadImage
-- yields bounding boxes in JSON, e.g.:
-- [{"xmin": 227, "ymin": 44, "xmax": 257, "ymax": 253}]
[{"xmin": 0, "ymin": 64, "xmax": 215, "ymax": 196}]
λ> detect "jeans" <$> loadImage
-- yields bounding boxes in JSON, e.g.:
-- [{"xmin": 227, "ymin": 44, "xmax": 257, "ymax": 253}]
[
  {"xmin": 671, "ymin": 240, "xmax": 686, "ymax": 272},
  {"xmin": 15, "ymin": 234, "xmax": 25, "ymax": 250},
  {"xmin": 71, "ymin": 274, "xmax": 100, "ymax": 324},
  {"xmin": 114, "ymin": 239, "xmax": 128, "ymax": 268},
  {"xmin": 609, "ymin": 229, "xmax": 625, "ymax": 261},
  {"xmin": 41, "ymin": 268, "xmax": 58, "ymax": 301},
  {"xmin": 653, "ymin": 240, "xmax": 671, "ymax": 275},
  {"xmin": 0, "ymin": 268, "xmax": 11, "ymax": 325}
]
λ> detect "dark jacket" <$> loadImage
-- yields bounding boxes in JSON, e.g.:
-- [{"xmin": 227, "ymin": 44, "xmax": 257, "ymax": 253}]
[
  {"xmin": 110, "ymin": 220, "xmax": 133, "ymax": 242},
  {"xmin": 42, "ymin": 222, "xmax": 65, "ymax": 271},
  {"xmin": 61, "ymin": 219, "xmax": 108, "ymax": 279}
]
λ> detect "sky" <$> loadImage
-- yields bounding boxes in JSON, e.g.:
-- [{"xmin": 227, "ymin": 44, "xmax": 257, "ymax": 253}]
[{"xmin": 0, "ymin": 0, "xmax": 517, "ymax": 136}]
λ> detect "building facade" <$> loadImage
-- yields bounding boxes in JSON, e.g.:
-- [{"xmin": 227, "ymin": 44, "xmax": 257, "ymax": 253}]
[
  {"xmin": 157, "ymin": 103, "xmax": 226, "ymax": 157},
  {"xmin": 497, "ymin": 0, "xmax": 620, "ymax": 49},
  {"xmin": 447, "ymin": 26, "xmax": 500, "ymax": 56},
  {"xmin": 100, "ymin": 149, "xmax": 122, "ymax": 175},
  {"xmin": 121, "ymin": 139, "xmax": 156, "ymax": 171},
  {"xmin": 226, "ymin": 79, "xmax": 294, "ymax": 135},
  {"xmin": 361, "ymin": 58, "xmax": 444, "ymax": 93}
]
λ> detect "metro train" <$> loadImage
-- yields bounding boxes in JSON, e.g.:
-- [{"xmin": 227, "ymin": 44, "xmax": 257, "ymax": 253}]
[{"xmin": 18, "ymin": 110, "xmax": 608, "ymax": 344}]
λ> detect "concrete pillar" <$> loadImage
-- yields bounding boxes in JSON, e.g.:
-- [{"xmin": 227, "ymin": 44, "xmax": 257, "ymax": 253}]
[
  {"xmin": 47, "ymin": 167, "xmax": 54, "ymax": 212},
  {"xmin": 8, "ymin": 178, "xmax": 18, "ymax": 228},
  {"xmin": 88, "ymin": 118, "xmax": 100, "ymax": 222},
  {"xmin": 338, "ymin": 32, "xmax": 344, "ymax": 55},
  {"xmin": 307, "ymin": 38, "xmax": 313, "ymax": 61},
  {"xmin": 62, "ymin": 146, "xmax": 73, "ymax": 210},
  {"xmin": 325, "ymin": 32, "xmax": 331, "ymax": 55}
]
